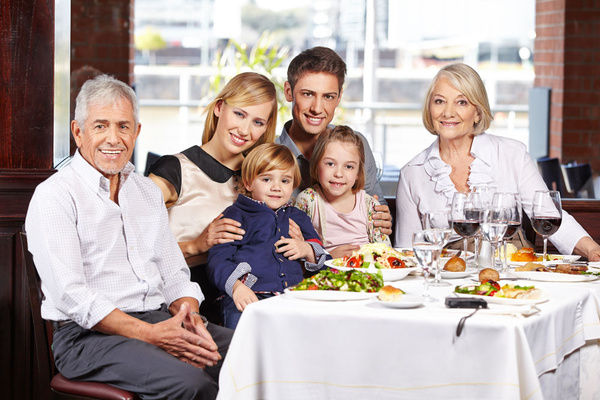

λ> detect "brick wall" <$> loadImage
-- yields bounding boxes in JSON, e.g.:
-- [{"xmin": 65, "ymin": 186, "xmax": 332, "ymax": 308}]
[{"xmin": 534, "ymin": 0, "xmax": 600, "ymax": 171}]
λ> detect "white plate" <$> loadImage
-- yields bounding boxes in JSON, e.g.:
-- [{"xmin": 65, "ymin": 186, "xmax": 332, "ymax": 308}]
[
  {"xmin": 440, "ymin": 267, "xmax": 478, "ymax": 279},
  {"xmin": 284, "ymin": 288, "xmax": 377, "ymax": 301},
  {"xmin": 454, "ymin": 290, "xmax": 549, "ymax": 306},
  {"xmin": 508, "ymin": 254, "xmax": 581, "ymax": 266},
  {"xmin": 508, "ymin": 271, "xmax": 599, "ymax": 282},
  {"xmin": 374, "ymin": 295, "xmax": 423, "ymax": 309},
  {"xmin": 325, "ymin": 260, "xmax": 418, "ymax": 281}
]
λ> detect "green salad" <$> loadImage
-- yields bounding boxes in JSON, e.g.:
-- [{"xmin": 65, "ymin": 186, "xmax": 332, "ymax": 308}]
[{"xmin": 294, "ymin": 269, "xmax": 384, "ymax": 293}]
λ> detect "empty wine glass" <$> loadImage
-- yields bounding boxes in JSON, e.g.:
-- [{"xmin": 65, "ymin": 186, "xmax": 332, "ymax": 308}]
[
  {"xmin": 492, "ymin": 192, "xmax": 522, "ymax": 271},
  {"xmin": 451, "ymin": 192, "xmax": 482, "ymax": 268},
  {"xmin": 422, "ymin": 211, "xmax": 452, "ymax": 286},
  {"xmin": 481, "ymin": 206, "xmax": 509, "ymax": 271},
  {"xmin": 412, "ymin": 230, "xmax": 444, "ymax": 301},
  {"xmin": 472, "ymin": 184, "xmax": 497, "ymax": 207},
  {"xmin": 531, "ymin": 190, "xmax": 562, "ymax": 264}
]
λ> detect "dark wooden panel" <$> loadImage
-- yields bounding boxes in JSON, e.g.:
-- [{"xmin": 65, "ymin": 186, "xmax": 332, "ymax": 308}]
[
  {"xmin": 0, "ymin": 171, "xmax": 54, "ymax": 400},
  {"xmin": 0, "ymin": 0, "xmax": 54, "ymax": 169}
]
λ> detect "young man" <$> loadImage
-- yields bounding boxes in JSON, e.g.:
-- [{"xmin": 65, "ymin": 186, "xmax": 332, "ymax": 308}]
[
  {"xmin": 25, "ymin": 75, "xmax": 232, "ymax": 399},
  {"xmin": 276, "ymin": 47, "xmax": 393, "ymax": 252}
]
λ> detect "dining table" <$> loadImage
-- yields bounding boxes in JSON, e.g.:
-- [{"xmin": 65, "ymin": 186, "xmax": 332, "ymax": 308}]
[{"xmin": 216, "ymin": 266, "xmax": 600, "ymax": 400}]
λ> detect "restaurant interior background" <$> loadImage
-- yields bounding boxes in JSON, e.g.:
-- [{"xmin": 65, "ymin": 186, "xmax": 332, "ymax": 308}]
[
  {"xmin": 2, "ymin": 0, "xmax": 600, "ymax": 399},
  {"xmin": 130, "ymin": 0, "xmax": 538, "ymax": 197}
]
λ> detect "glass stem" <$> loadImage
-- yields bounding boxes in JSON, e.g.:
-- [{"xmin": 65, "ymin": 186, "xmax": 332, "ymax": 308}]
[
  {"xmin": 543, "ymin": 237, "xmax": 548, "ymax": 266},
  {"xmin": 423, "ymin": 271, "xmax": 430, "ymax": 298},
  {"xmin": 463, "ymin": 238, "xmax": 468, "ymax": 263},
  {"xmin": 502, "ymin": 240, "xmax": 508, "ymax": 273},
  {"xmin": 434, "ymin": 259, "xmax": 441, "ymax": 283}
]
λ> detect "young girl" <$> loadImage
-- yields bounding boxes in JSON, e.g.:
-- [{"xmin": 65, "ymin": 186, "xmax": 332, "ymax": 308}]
[
  {"xmin": 207, "ymin": 143, "xmax": 328, "ymax": 329},
  {"xmin": 295, "ymin": 125, "xmax": 390, "ymax": 259},
  {"xmin": 148, "ymin": 72, "xmax": 277, "ymax": 323}
]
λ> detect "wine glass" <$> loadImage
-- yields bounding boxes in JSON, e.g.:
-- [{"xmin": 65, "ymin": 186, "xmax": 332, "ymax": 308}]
[
  {"xmin": 531, "ymin": 190, "xmax": 562, "ymax": 264},
  {"xmin": 480, "ymin": 205, "xmax": 509, "ymax": 271},
  {"xmin": 472, "ymin": 184, "xmax": 497, "ymax": 207},
  {"xmin": 422, "ymin": 211, "xmax": 452, "ymax": 286},
  {"xmin": 412, "ymin": 230, "xmax": 444, "ymax": 301},
  {"xmin": 451, "ymin": 192, "xmax": 482, "ymax": 268},
  {"xmin": 492, "ymin": 193, "xmax": 522, "ymax": 271}
]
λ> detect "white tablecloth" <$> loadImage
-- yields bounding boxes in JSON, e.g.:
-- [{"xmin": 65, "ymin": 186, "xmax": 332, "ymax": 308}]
[{"xmin": 217, "ymin": 275, "xmax": 600, "ymax": 400}]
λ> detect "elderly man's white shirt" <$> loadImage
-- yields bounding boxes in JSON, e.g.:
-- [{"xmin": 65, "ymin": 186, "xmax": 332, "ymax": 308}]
[
  {"xmin": 25, "ymin": 151, "xmax": 203, "ymax": 329},
  {"xmin": 394, "ymin": 133, "xmax": 589, "ymax": 254}
]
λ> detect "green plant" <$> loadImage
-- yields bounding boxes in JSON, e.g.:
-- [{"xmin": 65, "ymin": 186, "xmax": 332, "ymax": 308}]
[{"xmin": 207, "ymin": 32, "xmax": 290, "ymax": 124}]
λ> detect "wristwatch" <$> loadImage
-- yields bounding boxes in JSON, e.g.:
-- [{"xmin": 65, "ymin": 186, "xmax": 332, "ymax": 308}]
[{"xmin": 191, "ymin": 311, "xmax": 208, "ymax": 327}]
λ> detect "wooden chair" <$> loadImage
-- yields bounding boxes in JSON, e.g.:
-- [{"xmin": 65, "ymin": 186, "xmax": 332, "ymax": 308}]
[{"xmin": 21, "ymin": 231, "xmax": 138, "ymax": 400}]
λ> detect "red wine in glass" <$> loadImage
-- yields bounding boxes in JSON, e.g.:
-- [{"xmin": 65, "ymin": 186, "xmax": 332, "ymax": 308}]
[
  {"xmin": 453, "ymin": 221, "xmax": 480, "ymax": 237},
  {"xmin": 531, "ymin": 217, "xmax": 561, "ymax": 237},
  {"xmin": 504, "ymin": 221, "xmax": 521, "ymax": 239}
]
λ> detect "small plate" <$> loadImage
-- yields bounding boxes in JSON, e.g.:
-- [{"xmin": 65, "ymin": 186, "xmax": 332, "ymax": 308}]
[
  {"xmin": 324, "ymin": 260, "xmax": 418, "ymax": 281},
  {"xmin": 440, "ymin": 267, "xmax": 478, "ymax": 279},
  {"xmin": 374, "ymin": 294, "xmax": 423, "ymax": 309},
  {"xmin": 508, "ymin": 271, "xmax": 599, "ymax": 283},
  {"xmin": 284, "ymin": 288, "xmax": 377, "ymax": 301},
  {"xmin": 454, "ymin": 288, "xmax": 549, "ymax": 306}
]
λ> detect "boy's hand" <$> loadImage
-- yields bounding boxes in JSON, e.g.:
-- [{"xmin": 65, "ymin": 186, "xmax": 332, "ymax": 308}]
[
  {"xmin": 275, "ymin": 237, "xmax": 316, "ymax": 263},
  {"xmin": 232, "ymin": 281, "xmax": 259, "ymax": 312}
]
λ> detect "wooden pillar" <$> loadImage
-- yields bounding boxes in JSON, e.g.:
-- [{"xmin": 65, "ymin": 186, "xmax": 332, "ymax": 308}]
[{"xmin": 0, "ymin": 1, "xmax": 56, "ymax": 399}]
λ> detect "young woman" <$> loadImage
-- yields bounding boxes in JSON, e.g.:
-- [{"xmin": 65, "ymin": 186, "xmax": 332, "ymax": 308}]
[
  {"xmin": 148, "ymin": 72, "xmax": 278, "ymax": 322},
  {"xmin": 295, "ymin": 125, "xmax": 390, "ymax": 259}
]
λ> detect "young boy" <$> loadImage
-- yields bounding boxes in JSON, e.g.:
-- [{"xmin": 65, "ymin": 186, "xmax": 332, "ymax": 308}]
[{"xmin": 207, "ymin": 143, "xmax": 329, "ymax": 329}]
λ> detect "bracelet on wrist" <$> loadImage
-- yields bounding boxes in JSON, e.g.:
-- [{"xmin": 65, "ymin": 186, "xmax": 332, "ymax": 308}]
[{"xmin": 191, "ymin": 311, "xmax": 208, "ymax": 327}]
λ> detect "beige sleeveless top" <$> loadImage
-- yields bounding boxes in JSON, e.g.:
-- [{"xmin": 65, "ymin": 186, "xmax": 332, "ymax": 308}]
[{"xmin": 167, "ymin": 153, "xmax": 240, "ymax": 243}]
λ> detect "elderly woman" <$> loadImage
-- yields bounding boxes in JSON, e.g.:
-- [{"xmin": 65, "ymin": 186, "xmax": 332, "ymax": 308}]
[{"xmin": 394, "ymin": 62, "xmax": 600, "ymax": 261}]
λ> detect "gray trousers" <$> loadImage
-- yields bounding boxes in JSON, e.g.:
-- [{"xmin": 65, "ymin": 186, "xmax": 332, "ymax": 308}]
[{"xmin": 52, "ymin": 306, "xmax": 233, "ymax": 400}]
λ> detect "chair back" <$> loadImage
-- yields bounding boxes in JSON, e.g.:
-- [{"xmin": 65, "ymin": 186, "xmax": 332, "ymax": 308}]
[
  {"xmin": 21, "ymin": 231, "xmax": 138, "ymax": 400},
  {"xmin": 21, "ymin": 231, "xmax": 54, "ymax": 399},
  {"xmin": 143, "ymin": 152, "xmax": 161, "ymax": 177},
  {"xmin": 563, "ymin": 163, "xmax": 595, "ymax": 198},
  {"xmin": 536, "ymin": 157, "xmax": 567, "ymax": 196}
]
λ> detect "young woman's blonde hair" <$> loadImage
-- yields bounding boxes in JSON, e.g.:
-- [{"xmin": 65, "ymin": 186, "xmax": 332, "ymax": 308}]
[
  {"xmin": 241, "ymin": 143, "xmax": 302, "ymax": 197},
  {"xmin": 309, "ymin": 125, "xmax": 365, "ymax": 193},
  {"xmin": 202, "ymin": 72, "xmax": 277, "ymax": 151},
  {"xmin": 422, "ymin": 63, "xmax": 493, "ymax": 136}
]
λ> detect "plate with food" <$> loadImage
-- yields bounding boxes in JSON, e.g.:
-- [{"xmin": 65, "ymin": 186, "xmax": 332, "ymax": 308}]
[
  {"xmin": 373, "ymin": 285, "xmax": 423, "ymax": 308},
  {"xmin": 454, "ymin": 280, "xmax": 549, "ymax": 306},
  {"xmin": 440, "ymin": 267, "xmax": 478, "ymax": 279},
  {"xmin": 326, "ymin": 243, "xmax": 418, "ymax": 281},
  {"xmin": 438, "ymin": 255, "xmax": 477, "ymax": 278},
  {"xmin": 508, "ymin": 247, "xmax": 581, "ymax": 266},
  {"xmin": 509, "ymin": 262, "xmax": 599, "ymax": 282},
  {"xmin": 285, "ymin": 268, "xmax": 383, "ymax": 301}
]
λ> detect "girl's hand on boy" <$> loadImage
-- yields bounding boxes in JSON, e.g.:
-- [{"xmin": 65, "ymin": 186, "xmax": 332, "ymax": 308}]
[
  {"xmin": 232, "ymin": 281, "xmax": 259, "ymax": 312},
  {"xmin": 288, "ymin": 219, "xmax": 305, "ymax": 241},
  {"xmin": 372, "ymin": 196, "xmax": 393, "ymax": 236},
  {"xmin": 275, "ymin": 237, "xmax": 316, "ymax": 263}
]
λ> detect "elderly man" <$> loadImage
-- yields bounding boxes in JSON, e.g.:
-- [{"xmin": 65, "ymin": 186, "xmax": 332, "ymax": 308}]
[
  {"xmin": 276, "ymin": 46, "xmax": 393, "ymax": 256},
  {"xmin": 25, "ymin": 75, "xmax": 232, "ymax": 399}
]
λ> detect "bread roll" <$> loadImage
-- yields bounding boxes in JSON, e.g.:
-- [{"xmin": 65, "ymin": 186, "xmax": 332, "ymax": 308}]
[
  {"xmin": 479, "ymin": 268, "xmax": 500, "ymax": 282},
  {"xmin": 443, "ymin": 256, "xmax": 466, "ymax": 272},
  {"xmin": 378, "ymin": 285, "xmax": 403, "ymax": 302}
]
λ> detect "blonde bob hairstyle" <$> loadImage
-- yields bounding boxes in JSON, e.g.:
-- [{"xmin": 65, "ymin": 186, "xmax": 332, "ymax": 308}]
[
  {"xmin": 241, "ymin": 143, "xmax": 302, "ymax": 197},
  {"xmin": 309, "ymin": 125, "xmax": 365, "ymax": 193},
  {"xmin": 202, "ymin": 72, "xmax": 278, "ymax": 151},
  {"xmin": 422, "ymin": 63, "xmax": 493, "ymax": 136}
]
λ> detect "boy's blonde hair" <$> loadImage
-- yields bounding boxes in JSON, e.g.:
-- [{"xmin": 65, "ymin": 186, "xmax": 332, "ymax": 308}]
[
  {"xmin": 203, "ymin": 72, "xmax": 278, "ymax": 153},
  {"xmin": 309, "ymin": 125, "xmax": 365, "ymax": 193},
  {"xmin": 241, "ymin": 143, "xmax": 302, "ymax": 196}
]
